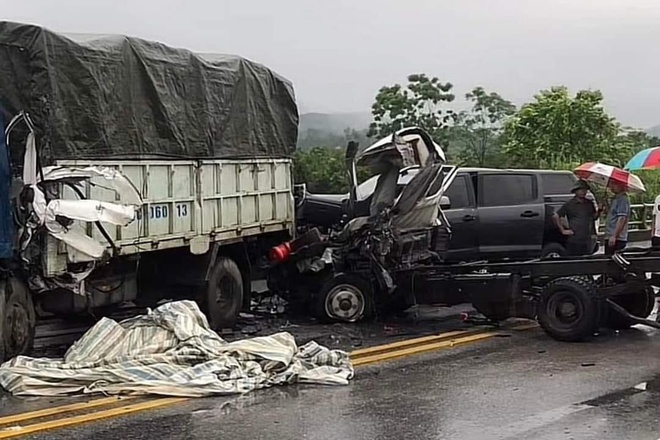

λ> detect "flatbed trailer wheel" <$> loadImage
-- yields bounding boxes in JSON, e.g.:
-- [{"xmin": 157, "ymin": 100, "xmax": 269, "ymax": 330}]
[
  {"xmin": 203, "ymin": 257, "xmax": 244, "ymax": 331},
  {"xmin": 314, "ymin": 274, "xmax": 373, "ymax": 323},
  {"xmin": 605, "ymin": 286, "xmax": 655, "ymax": 330},
  {"xmin": 538, "ymin": 276, "xmax": 603, "ymax": 342},
  {"xmin": 0, "ymin": 277, "xmax": 36, "ymax": 362}
]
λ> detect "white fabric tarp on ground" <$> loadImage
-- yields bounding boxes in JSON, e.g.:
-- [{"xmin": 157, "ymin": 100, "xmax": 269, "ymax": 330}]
[{"xmin": 0, "ymin": 301, "xmax": 354, "ymax": 397}]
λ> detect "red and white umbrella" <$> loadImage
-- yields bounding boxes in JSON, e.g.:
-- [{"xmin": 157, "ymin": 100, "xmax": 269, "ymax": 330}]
[{"xmin": 574, "ymin": 162, "xmax": 646, "ymax": 193}]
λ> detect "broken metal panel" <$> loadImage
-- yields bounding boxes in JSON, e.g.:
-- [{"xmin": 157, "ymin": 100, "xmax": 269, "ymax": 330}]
[
  {"xmin": 47, "ymin": 223, "xmax": 108, "ymax": 260},
  {"xmin": 28, "ymin": 182, "xmax": 138, "ymax": 260},
  {"xmin": 23, "ymin": 132, "xmax": 37, "ymax": 185},
  {"xmin": 38, "ymin": 165, "xmax": 141, "ymax": 261},
  {"xmin": 392, "ymin": 165, "xmax": 458, "ymax": 231},
  {"xmin": 358, "ymin": 127, "xmax": 446, "ymax": 168},
  {"xmin": 44, "ymin": 235, "xmax": 67, "ymax": 277},
  {"xmin": 46, "ymin": 200, "xmax": 136, "ymax": 227},
  {"xmin": 41, "ymin": 166, "xmax": 142, "ymax": 207}
]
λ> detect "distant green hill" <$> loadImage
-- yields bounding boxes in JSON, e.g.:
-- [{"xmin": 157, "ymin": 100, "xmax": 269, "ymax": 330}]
[
  {"xmin": 297, "ymin": 112, "xmax": 372, "ymax": 150},
  {"xmin": 300, "ymin": 112, "xmax": 372, "ymax": 132},
  {"xmin": 648, "ymin": 125, "xmax": 660, "ymax": 138}
]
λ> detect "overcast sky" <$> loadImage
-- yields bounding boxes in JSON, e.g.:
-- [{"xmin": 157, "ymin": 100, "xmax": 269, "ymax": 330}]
[{"xmin": 4, "ymin": 0, "xmax": 660, "ymax": 128}]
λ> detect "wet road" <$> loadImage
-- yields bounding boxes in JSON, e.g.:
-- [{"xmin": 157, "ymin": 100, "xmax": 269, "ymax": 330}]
[{"xmin": 15, "ymin": 322, "xmax": 660, "ymax": 440}]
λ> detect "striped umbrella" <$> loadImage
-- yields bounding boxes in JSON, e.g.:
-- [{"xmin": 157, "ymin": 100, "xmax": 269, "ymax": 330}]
[
  {"xmin": 624, "ymin": 146, "xmax": 660, "ymax": 170},
  {"xmin": 574, "ymin": 162, "xmax": 646, "ymax": 193}
]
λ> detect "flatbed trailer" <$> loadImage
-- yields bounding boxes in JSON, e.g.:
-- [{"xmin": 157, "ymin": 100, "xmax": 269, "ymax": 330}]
[{"xmin": 401, "ymin": 247, "xmax": 660, "ymax": 341}]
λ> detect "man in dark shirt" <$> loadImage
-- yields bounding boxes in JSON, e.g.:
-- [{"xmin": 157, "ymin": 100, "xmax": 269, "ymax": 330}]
[{"xmin": 553, "ymin": 179, "xmax": 600, "ymax": 256}]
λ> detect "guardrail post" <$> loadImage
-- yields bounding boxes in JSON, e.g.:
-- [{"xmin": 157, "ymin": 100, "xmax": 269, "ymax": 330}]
[{"xmin": 640, "ymin": 204, "xmax": 648, "ymax": 230}]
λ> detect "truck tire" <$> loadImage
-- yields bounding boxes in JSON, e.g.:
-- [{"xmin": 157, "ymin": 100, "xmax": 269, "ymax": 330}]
[
  {"xmin": 314, "ymin": 274, "xmax": 373, "ymax": 323},
  {"xmin": 538, "ymin": 276, "xmax": 603, "ymax": 342},
  {"xmin": 0, "ymin": 277, "xmax": 36, "ymax": 361},
  {"xmin": 203, "ymin": 257, "xmax": 244, "ymax": 331},
  {"xmin": 541, "ymin": 243, "xmax": 567, "ymax": 259},
  {"xmin": 605, "ymin": 286, "xmax": 655, "ymax": 330}
]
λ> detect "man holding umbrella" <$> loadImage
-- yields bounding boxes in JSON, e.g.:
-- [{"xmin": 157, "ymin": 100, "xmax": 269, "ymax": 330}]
[
  {"xmin": 603, "ymin": 182, "xmax": 631, "ymax": 255},
  {"xmin": 553, "ymin": 179, "xmax": 599, "ymax": 256}
]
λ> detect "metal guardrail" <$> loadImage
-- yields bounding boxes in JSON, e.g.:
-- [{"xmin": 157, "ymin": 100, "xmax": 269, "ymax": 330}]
[
  {"xmin": 628, "ymin": 203, "xmax": 655, "ymax": 231},
  {"xmin": 596, "ymin": 203, "xmax": 654, "ymax": 242}
]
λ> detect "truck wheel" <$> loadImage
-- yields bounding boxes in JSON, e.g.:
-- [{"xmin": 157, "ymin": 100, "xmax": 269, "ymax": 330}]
[
  {"xmin": 1, "ymin": 278, "xmax": 36, "ymax": 361},
  {"xmin": 538, "ymin": 276, "xmax": 603, "ymax": 342},
  {"xmin": 204, "ymin": 257, "xmax": 244, "ymax": 331},
  {"xmin": 541, "ymin": 243, "xmax": 567, "ymax": 259},
  {"xmin": 605, "ymin": 286, "xmax": 655, "ymax": 330},
  {"xmin": 314, "ymin": 274, "xmax": 373, "ymax": 323}
]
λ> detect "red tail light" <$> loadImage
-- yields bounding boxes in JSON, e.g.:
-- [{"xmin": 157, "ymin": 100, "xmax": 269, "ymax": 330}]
[{"xmin": 269, "ymin": 242, "xmax": 292, "ymax": 263}]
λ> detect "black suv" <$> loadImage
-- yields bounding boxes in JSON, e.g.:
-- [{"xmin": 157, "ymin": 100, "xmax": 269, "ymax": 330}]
[{"xmin": 297, "ymin": 167, "xmax": 597, "ymax": 262}]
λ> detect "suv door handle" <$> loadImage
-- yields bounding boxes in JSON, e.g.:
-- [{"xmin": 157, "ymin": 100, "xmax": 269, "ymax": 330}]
[
  {"xmin": 463, "ymin": 214, "xmax": 476, "ymax": 222},
  {"xmin": 520, "ymin": 210, "xmax": 540, "ymax": 218}
]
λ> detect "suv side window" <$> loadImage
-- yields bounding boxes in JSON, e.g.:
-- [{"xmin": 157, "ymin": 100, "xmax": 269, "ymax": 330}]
[
  {"xmin": 480, "ymin": 174, "xmax": 536, "ymax": 207},
  {"xmin": 444, "ymin": 175, "xmax": 471, "ymax": 209},
  {"xmin": 542, "ymin": 173, "xmax": 576, "ymax": 195}
]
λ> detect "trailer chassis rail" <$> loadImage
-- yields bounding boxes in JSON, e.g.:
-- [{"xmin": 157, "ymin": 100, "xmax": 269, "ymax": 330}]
[{"xmin": 431, "ymin": 248, "xmax": 660, "ymax": 279}]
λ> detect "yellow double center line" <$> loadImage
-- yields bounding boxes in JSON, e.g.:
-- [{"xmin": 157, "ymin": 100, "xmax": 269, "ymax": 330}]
[
  {"xmin": 0, "ymin": 322, "xmax": 537, "ymax": 438},
  {"xmin": 352, "ymin": 321, "xmax": 537, "ymax": 367},
  {"xmin": 0, "ymin": 397, "xmax": 187, "ymax": 439}
]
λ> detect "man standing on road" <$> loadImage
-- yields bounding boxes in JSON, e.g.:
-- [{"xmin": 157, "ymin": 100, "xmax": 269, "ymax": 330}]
[
  {"xmin": 603, "ymin": 182, "xmax": 630, "ymax": 255},
  {"xmin": 553, "ymin": 179, "xmax": 599, "ymax": 256}
]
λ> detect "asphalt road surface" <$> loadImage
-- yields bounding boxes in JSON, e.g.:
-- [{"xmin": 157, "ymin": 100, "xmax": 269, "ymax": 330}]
[{"xmin": 7, "ymin": 320, "xmax": 660, "ymax": 440}]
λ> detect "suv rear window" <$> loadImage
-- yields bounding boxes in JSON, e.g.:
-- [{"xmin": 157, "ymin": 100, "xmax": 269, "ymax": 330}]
[
  {"xmin": 542, "ymin": 173, "xmax": 576, "ymax": 195},
  {"xmin": 480, "ymin": 174, "xmax": 536, "ymax": 207}
]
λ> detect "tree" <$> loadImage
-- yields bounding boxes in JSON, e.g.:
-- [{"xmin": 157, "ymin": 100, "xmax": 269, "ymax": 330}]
[
  {"xmin": 294, "ymin": 147, "xmax": 349, "ymax": 193},
  {"xmin": 614, "ymin": 127, "xmax": 660, "ymax": 154},
  {"xmin": 368, "ymin": 74, "xmax": 456, "ymax": 145},
  {"xmin": 294, "ymin": 147, "xmax": 372, "ymax": 194},
  {"xmin": 503, "ymin": 87, "xmax": 622, "ymax": 168},
  {"xmin": 453, "ymin": 87, "xmax": 516, "ymax": 167}
]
